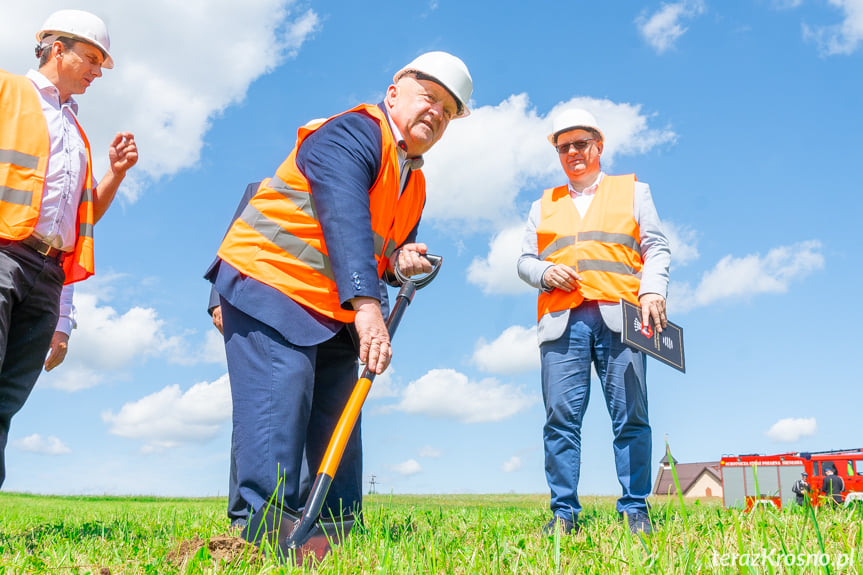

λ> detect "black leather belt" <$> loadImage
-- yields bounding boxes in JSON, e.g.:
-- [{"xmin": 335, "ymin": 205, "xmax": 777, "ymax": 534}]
[{"xmin": 20, "ymin": 235, "xmax": 67, "ymax": 263}]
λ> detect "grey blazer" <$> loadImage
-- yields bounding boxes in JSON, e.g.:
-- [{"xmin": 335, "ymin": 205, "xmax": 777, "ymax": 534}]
[{"xmin": 517, "ymin": 174, "xmax": 671, "ymax": 344}]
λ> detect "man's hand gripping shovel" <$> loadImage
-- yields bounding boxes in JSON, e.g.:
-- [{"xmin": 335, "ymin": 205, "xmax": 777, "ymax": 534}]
[{"xmin": 243, "ymin": 254, "xmax": 443, "ymax": 565}]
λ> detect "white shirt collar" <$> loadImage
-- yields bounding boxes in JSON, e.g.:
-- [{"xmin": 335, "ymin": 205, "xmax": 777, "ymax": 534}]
[
  {"xmin": 26, "ymin": 69, "xmax": 78, "ymax": 114},
  {"xmin": 568, "ymin": 171, "xmax": 603, "ymax": 197}
]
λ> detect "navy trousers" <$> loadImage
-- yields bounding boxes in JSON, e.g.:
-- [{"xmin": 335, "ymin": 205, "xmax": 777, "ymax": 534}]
[
  {"xmin": 0, "ymin": 241, "xmax": 64, "ymax": 487},
  {"xmin": 226, "ymin": 429, "xmax": 249, "ymax": 526},
  {"xmin": 220, "ymin": 297, "xmax": 363, "ymax": 521}
]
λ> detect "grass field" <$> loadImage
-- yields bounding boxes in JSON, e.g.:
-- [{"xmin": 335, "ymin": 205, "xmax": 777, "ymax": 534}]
[{"xmin": 0, "ymin": 491, "xmax": 861, "ymax": 574}]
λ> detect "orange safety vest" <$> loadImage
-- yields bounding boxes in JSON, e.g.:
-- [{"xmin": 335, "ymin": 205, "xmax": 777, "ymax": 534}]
[
  {"xmin": 0, "ymin": 69, "xmax": 95, "ymax": 285},
  {"xmin": 536, "ymin": 174, "xmax": 642, "ymax": 321},
  {"xmin": 218, "ymin": 104, "xmax": 426, "ymax": 322}
]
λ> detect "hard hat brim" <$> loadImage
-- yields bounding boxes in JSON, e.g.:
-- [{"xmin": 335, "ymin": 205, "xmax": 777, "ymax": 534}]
[
  {"xmin": 547, "ymin": 126, "xmax": 604, "ymax": 145},
  {"xmin": 37, "ymin": 31, "xmax": 113, "ymax": 69}
]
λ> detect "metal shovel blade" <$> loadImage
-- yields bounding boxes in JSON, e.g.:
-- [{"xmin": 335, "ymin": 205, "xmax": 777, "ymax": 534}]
[{"xmin": 243, "ymin": 501, "xmax": 355, "ymax": 565}]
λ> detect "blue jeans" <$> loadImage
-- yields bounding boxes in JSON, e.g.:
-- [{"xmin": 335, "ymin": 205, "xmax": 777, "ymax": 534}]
[{"xmin": 540, "ymin": 302, "xmax": 651, "ymax": 519}]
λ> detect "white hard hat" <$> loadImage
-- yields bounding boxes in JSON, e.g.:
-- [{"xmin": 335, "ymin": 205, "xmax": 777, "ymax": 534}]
[
  {"xmin": 37, "ymin": 9, "xmax": 113, "ymax": 69},
  {"xmin": 394, "ymin": 51, "xmax": 472, "ymax": 118},
  {"xmin": 548, "ymin": 108, "xmax": 604, "ymax": 144}
]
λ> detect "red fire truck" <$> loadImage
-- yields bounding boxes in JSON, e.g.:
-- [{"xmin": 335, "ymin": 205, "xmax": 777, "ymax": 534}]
[{"xmin": 720, "ymin": 448, "xmax": 863, "ymax": 510}]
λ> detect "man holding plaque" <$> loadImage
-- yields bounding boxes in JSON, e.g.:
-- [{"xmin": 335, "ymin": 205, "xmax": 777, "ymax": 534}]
[{"xmin": 517, "ymin": 108, "xmax": 670, "ymax": 535}]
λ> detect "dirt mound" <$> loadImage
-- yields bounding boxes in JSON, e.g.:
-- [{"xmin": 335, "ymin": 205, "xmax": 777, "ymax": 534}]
[{"xmin": 167, "ymin": 534, "xmax": 261, "ymax": 567}]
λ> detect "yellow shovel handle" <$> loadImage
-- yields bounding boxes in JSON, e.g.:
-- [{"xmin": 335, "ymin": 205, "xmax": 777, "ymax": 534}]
[{"xmin": 318, "ymin": 376, "xmax": 373, "ymax": 477}]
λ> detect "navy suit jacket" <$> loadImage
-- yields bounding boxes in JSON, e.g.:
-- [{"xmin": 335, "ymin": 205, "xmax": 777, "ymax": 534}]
[{"xmin": 206, "ymin": 106, "xmax": 411, "ymax": 345}]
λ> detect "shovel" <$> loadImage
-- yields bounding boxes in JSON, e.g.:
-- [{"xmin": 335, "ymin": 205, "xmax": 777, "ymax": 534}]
[{"xmin": 243, "ymin": 254, "xmax": 443, "ymax": 564}]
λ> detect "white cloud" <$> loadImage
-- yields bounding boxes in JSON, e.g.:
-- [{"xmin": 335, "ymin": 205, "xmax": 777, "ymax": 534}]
[
  {"xmin": 636, "ymin": 1, "xmax": 706, "ymax": 54},
  {"xmin": 39, "ymin": 281, "xmax": 224, "ymax": 391},
  {"xmin": 39, "ymin": 291, "xmax": 176, "ymax": 391},
  {"xmin": 70, "ymin": 294, "xmax": 176, "ymax": 368},
  {"xmin": 663, "ymin": 221, "xmax": 700, "ymax": 269},
  {"xmin": 368, "ymin": 368, "xmax": 399, "ymax": 399},
  {"xmin": 282, "ymin": 9, "xmax": 321, "ymax": 58},
  {"xmin": 472, "ymin": 326, "xmax": 540, "ymax": 374},
  {"xmin": 40, "ymin": 365, "xmax": 112, "ymax": 393},
  {"xmin": 576, "ymin": 98, "xmax": 678, "ymax": 161},
  {"xmin": 419, "ymin": 445, "xmax": 442, "ymax": 458},
  {"xmin": 422, "ymin": 94, "xmax": 554, "ymax": 227},
  {"xmin": 467, "ymin": 224, "xmax": 533, "ymax": 295},
  {"xmin": 502, "ymin": 456, "xmax": 522, "ymax": 473},
  {"xmin": 389, "ymin": 369, "xmax": 537, "ymax": 423},
  {"xmin": 766, "ymin": 417, "xmax": 817, "ymax": 442},
  {"xmin": 391, "ymin": 459, "xmax": 422, "ymax": 476},
  {"xmin": 803, "ymin": 0, "xmax": 863, "ymax": 55},
  {"xmin": 102, "ymin": 374, "xmax": 231, "ymax": 451},
  {"xmin": 0, "ymin": 2, "xmax": 319, "ymax": 201},
  {"xmin": 669, "ymin": 240, "xmax": 824, "ymax": 313},
  {"xmin": 422, "ymin": 95, "xmax": 676, "ymax": 228},
  {"xmin": 201, "ymin": 329, "xmax": 228, "ymax": 367},
  {"xmin": 12, "ymin": 434, "xmax": 71, "ymax": 455}
]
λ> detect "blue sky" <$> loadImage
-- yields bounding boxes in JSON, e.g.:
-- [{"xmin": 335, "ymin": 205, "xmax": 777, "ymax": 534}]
[{"xmin": 1, "ymin": 0, "xmax": 861, "ymax": 499}]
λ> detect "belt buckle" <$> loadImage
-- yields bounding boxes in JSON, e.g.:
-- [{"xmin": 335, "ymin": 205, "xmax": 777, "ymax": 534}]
[{"xmin": 33, "ymin": 241, "xmax": 53, "ymax": 257}]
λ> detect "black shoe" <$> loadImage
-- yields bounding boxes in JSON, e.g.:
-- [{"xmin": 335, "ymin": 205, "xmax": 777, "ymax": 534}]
[
  {"xmin": 542, "ymin": 515, "xmax": 577, "ymax": 535},
  {"xmin": 624, "ymin": 511, "xmax": 652, "ymax": 535}
]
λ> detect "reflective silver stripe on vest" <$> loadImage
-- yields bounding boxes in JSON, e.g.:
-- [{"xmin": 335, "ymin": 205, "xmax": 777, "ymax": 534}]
[
  {"xmin": 0, "ymin": 187, "xmax": 33, "ymax": 206},
  {"xmin": 270, "ymin": 176, "xmax": 317, "ymax": 220},
  {"xmin": 78, "ymin": 188, "xmax": 94, "ymax": 237},
  {"xmin": 374, "ymin": 233, "xmax": 397, "ymax": 261},
  {"xmin": 0, "ymin": 148, "xmax": 39, "ymax": 170},
  {"xmin": 539, "ymin": 232, "xmax": 641, "ymax": 261},
  {"xmin": 577, "ymin": 231, "xmax": 641, "ymax": 254},
  {"xmin": 373, "ymin": 233, "xmax": 385, "ymax": 258},
  {"xmin": 577, "ymin": 259, "xmax": 642, "ymax": 278},
  {"xmin": 539, "ymin": 236, "xmax": 575, "ymax": 261},
  {"xmin": 382, "ymin": 238, "xmax": 397, "ymax": 260},
  {"xmin": 238, "ymin": 202, "xmax": 335, "ymax": 282}
]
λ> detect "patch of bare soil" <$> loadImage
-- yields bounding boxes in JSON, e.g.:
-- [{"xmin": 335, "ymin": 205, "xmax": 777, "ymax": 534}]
[
  {"xmin": 166, "ymin": 536, "xmax": 205, "ymax": 565},
  {"xmin": 167, "ymin": 534, "xmax": 261, "ymax": 567}
]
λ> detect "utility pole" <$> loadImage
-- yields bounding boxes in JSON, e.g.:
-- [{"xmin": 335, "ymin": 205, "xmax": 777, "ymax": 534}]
[{"xmin": 368, "ymin": 474, "xmax": 377, "ymax": 495}]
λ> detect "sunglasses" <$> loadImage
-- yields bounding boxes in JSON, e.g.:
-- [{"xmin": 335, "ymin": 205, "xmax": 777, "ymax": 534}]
[{"xmin": 555, "ymin": 139, "xmax": 595, "ymax": 154}]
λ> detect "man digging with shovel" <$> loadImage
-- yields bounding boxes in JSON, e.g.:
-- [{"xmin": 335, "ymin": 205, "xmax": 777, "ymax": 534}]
[{"xmin": 206, "ymin": 51, "xmax": 472, "ymax": 562}]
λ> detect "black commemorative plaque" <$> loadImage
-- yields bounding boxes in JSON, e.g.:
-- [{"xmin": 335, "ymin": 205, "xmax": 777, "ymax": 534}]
[{"xmin": 621, "ymin": 300, "xmax": 685, "ymax": 373}]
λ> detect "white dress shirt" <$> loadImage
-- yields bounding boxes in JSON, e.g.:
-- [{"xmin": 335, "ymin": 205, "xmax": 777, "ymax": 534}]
[
  {"xmin": 26, "ymin": 69, "xmax": 93, "ymax": 251},
  {"xmin": 25, "ymin": 70, "xmax": 91, "ymax": 336},
  {"xmin": 570, "ymin": 172, "xmax": 602, "ymax": 217}
]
